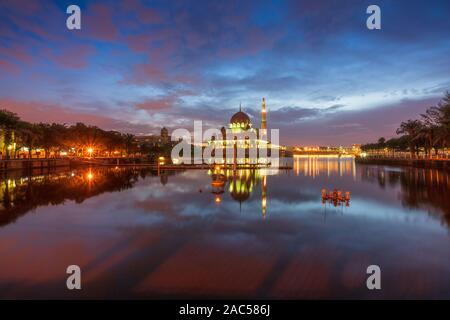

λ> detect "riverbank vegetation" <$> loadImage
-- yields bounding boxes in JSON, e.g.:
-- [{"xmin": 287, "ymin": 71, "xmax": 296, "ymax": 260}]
[
  {"xmin": 0, "ymin": 109, "xmax": 172, "ymax": 160},
  {"xmin": 362, "ymin": 92, "xmax": 450, "ymax": 158}
]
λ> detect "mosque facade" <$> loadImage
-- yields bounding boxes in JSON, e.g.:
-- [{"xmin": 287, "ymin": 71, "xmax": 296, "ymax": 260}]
[{"xmin": 208, "ymin": 98, "xmax": 274, "ymax": 165}]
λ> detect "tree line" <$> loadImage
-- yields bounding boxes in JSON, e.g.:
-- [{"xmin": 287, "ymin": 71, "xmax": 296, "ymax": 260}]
[
  {"xmin": 0, "ymin": 109, "xmax": 138, "ymax": 159},
  {"xmin": 362, "ymin": 92, "xmax": 450, "ymax": 157}
]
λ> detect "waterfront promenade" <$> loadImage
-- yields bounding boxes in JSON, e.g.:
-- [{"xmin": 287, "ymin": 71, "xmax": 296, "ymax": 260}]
[{"xmin": 356, "ymin": 155, "xmax": 450, "ymax": 170}]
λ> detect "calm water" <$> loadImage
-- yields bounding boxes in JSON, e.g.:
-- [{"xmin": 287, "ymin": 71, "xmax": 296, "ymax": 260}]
[{"xmin": 1, "ymin": 157, "xmax": 449, "ymax": 299}]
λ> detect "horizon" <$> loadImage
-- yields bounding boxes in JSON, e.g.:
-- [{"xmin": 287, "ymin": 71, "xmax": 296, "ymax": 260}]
[{"xmin": 1, "ymin": 0, "xmax": 449, "ymax": 145}]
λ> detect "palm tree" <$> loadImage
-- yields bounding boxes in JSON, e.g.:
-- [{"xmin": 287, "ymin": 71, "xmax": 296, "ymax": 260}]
[{"xmin": 396, "ymin": 119, "xmax": 423, "ymax": 157}]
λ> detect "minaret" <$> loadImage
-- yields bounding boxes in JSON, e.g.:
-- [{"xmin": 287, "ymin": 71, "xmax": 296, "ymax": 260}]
[{"xmin": 261, "ymin": 97, "xmax": 267, "ymax": 130}]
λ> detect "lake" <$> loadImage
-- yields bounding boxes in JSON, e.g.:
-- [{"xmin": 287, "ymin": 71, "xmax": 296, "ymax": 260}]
[{"xmin": 1, "ymin": 156, "xmax": 449, "ymax": 299}]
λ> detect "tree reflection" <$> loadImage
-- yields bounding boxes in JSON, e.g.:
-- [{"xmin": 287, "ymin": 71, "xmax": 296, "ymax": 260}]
[
  {"xmin": 0, "ymin": 167, "xmax": 171, "ymax": 227},
  {"xmin": 361, "ymin": 166, "xmax": 450, "ymax": 223}
]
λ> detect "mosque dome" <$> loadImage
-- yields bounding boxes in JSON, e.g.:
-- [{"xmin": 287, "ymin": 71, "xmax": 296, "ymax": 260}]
[{"xmin": 230, "ymin": 108, "xmax": 251, "ymax": 130}]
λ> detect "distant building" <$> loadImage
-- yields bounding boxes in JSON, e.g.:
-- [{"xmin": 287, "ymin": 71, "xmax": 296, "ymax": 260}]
[
  {"xmin": 161, "ymin": 127, "xmax": 169, "ymax": 144},
  {"xmin": 135, "ymin": 127, "xmax": 171, "ymax": 147}
]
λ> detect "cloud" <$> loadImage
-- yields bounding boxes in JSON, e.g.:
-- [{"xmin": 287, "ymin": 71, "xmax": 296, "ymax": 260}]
[
  {"xmin": 246, "ymin": 105, "xmax": 344, "ymax": 126},
  {"xmin": 0, "ymin": 98, "xmax": 156, "ymax": 134},
  {"xmin": 0, "ymin": 43, "xmax": 34, "ymax": 65},
  {"xmin": 0, "ymin": 0, "xmax": 449, "ymax": 146},
  {"xmin": 0, "ymin": 59, "xmax": 20, "ymax": 74},
  {"xmin": 136, "ymin": 97, "xmax": 176, "ymax": 111},
  {"xmin": 83, "ymin": 4, "xmax": 119, "ymax": 42},
  {"xmin": 51, "ymin": 45, "xmax": 96, "ymax": 69}
]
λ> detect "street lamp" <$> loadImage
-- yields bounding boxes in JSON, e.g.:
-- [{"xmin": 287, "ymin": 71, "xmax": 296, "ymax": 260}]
[{"xmin": 87, "ymin": 147, "xmax": 94, "ymax": 157}]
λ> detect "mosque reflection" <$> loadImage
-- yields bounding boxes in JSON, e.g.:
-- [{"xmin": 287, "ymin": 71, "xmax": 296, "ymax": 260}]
[{"xmin": 209, "ymin": 167, "xmax": 267, "ymax": 218}]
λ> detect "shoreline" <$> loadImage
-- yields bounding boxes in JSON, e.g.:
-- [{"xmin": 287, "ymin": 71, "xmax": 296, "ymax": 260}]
[
  {"xmin": 0, "ymin": 158, "xmax": 293, "ymax": 172},
  {"xmin": 355, "ymin": 156, "xmax": 450, "ymax": 171}
]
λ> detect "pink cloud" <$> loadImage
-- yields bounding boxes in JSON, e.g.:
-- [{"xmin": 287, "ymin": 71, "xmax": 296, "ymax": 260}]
[
  {"xmin": 137, "ymin": 7, "xmax": 163, "ymax": 24},
  {"xmin": 0, "ymin": 0, "xmax": 42, "ymax": 16},
  {"xmin": 135, "ymin": 97, "xmax": 176, "ymax": 111},
  {"xmin": 121, "ymin": 0, "xmax": 163, "ymax": 24},
  {"xmin": 0, "ymin": 98, "xmax": 162, "ymax": 134},
  {"xmin": 0, "ymin": 60, "xmax": 20, "ymax": 75},
  {"xmin": 0, "ymin": 98, "xmax": 120, "ymax": 129},
  {"xmin": 6, "ymin": 1, "xmax": 63, "ymax": 42},
  {"xmin": 84, "ymin": 4, "xmax": 119, "ymax": 42},
  {"xmin": 0, "ymin": 43, "xmax": 34, "ymax": 65},
  {"xmin": 126, "ymin": 33, "xmax": 155, "ymax": 52},
  {"xmin": 52, "ymin": 45, "xmax": 96, "ymax": 69},
  {"xmin": 135, "ymin": 89, "xmax": 196, "ymax": 112}
]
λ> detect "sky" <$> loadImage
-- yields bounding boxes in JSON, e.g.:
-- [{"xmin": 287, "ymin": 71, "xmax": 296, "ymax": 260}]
[{"xmin": 0, "ymin": 0, "xmax": 449, "ymax": 146}]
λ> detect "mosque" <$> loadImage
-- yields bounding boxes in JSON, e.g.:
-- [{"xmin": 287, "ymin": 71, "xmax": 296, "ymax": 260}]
[{"xmin": 208, "ymin": 97, "xmax": 275, "ymax": 165}]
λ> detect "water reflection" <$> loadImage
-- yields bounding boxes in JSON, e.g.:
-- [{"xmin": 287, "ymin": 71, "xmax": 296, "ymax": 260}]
[
  {"xmin": 209, "ymin": 168, "xmax": 268, "ymax": 218},
  {"xmin": 0, "ymin": 167, "xmax": 177, "ymax": 227},
  {"xmin": 1, "ymin": 158, "xmax": 450, "ymax": 299},
  {"xmin": 294, "ymin": 155, "xmax": 356, "ymax": 178},
  {"xmin": 361, "ymin": 165, "xmax": 450, "ymax": 220},
  {"xmin": 1, "ymin": 160, "xmax": 449, "ymax": 228}
]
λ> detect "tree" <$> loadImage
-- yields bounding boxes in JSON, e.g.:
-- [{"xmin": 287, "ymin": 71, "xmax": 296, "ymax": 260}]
[
  {"xmin": 102, "ymin": 130, "xmax": 123, "ymax": 157},
  {"xmin": 123, "ymin": 133, "xmax": 135, "ymax": 156},
  {"xmin": 0, "ymin": 109, "xmax": 20, "ymax": 159},
  {"xmin": 16, "ymin": 122, "xmax": 42, "ymax": 159},
  {"xmin": 421, "ymin": 91, "xmax": 450, "ymax": 150},
  {"xmin": 396, "ymin": 119, "xmax": 423, "ymax": 157},
  {"xmin": 35, "ymin": 123, "xmax": 67, "ymax": 158}
]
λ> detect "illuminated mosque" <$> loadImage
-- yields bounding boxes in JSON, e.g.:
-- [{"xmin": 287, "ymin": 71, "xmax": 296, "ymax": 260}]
[
  {"xmin": 207, "ymin": 98, "xmax": 275, "ymax": 218},
  {"xmin": 208, "ymin": 98, "xmax": 273, "ymax": 165}
]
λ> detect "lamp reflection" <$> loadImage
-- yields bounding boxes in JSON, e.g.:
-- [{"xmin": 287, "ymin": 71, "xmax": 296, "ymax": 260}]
[{"xmin": 294, "ymin": 155, "xmax": 356, "ymax": 179}]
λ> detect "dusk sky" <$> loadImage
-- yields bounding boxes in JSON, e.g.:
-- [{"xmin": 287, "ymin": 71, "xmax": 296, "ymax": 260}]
[{"xmin": 0, "ymin": 0, "xmax": 449, "ymax": 145}]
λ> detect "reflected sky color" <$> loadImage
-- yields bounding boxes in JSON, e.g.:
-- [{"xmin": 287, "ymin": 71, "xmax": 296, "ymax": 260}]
[
  {"xmin": 1, "ymin": 0, "xmax": 449, "ymax": 144},
  {"xmin": 1, "ymin": 158, "xmax": 450, "ymax": 298}
]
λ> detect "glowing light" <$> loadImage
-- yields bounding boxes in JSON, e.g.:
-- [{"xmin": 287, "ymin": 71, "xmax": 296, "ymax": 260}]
[
  {"xmin": 87, "ymin": 147, "xmax": 94, "ymax": 155},
  {"xmin": 7, "ymin": 145, "xmax": 13, "ymax": 150},
  {"xmin": 215, "ymin": 196, "xmax": 222, "ymax": 203},
  {"xmin": 87, "ymin": 172, "xmax": 94, "ymax": 180}
]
